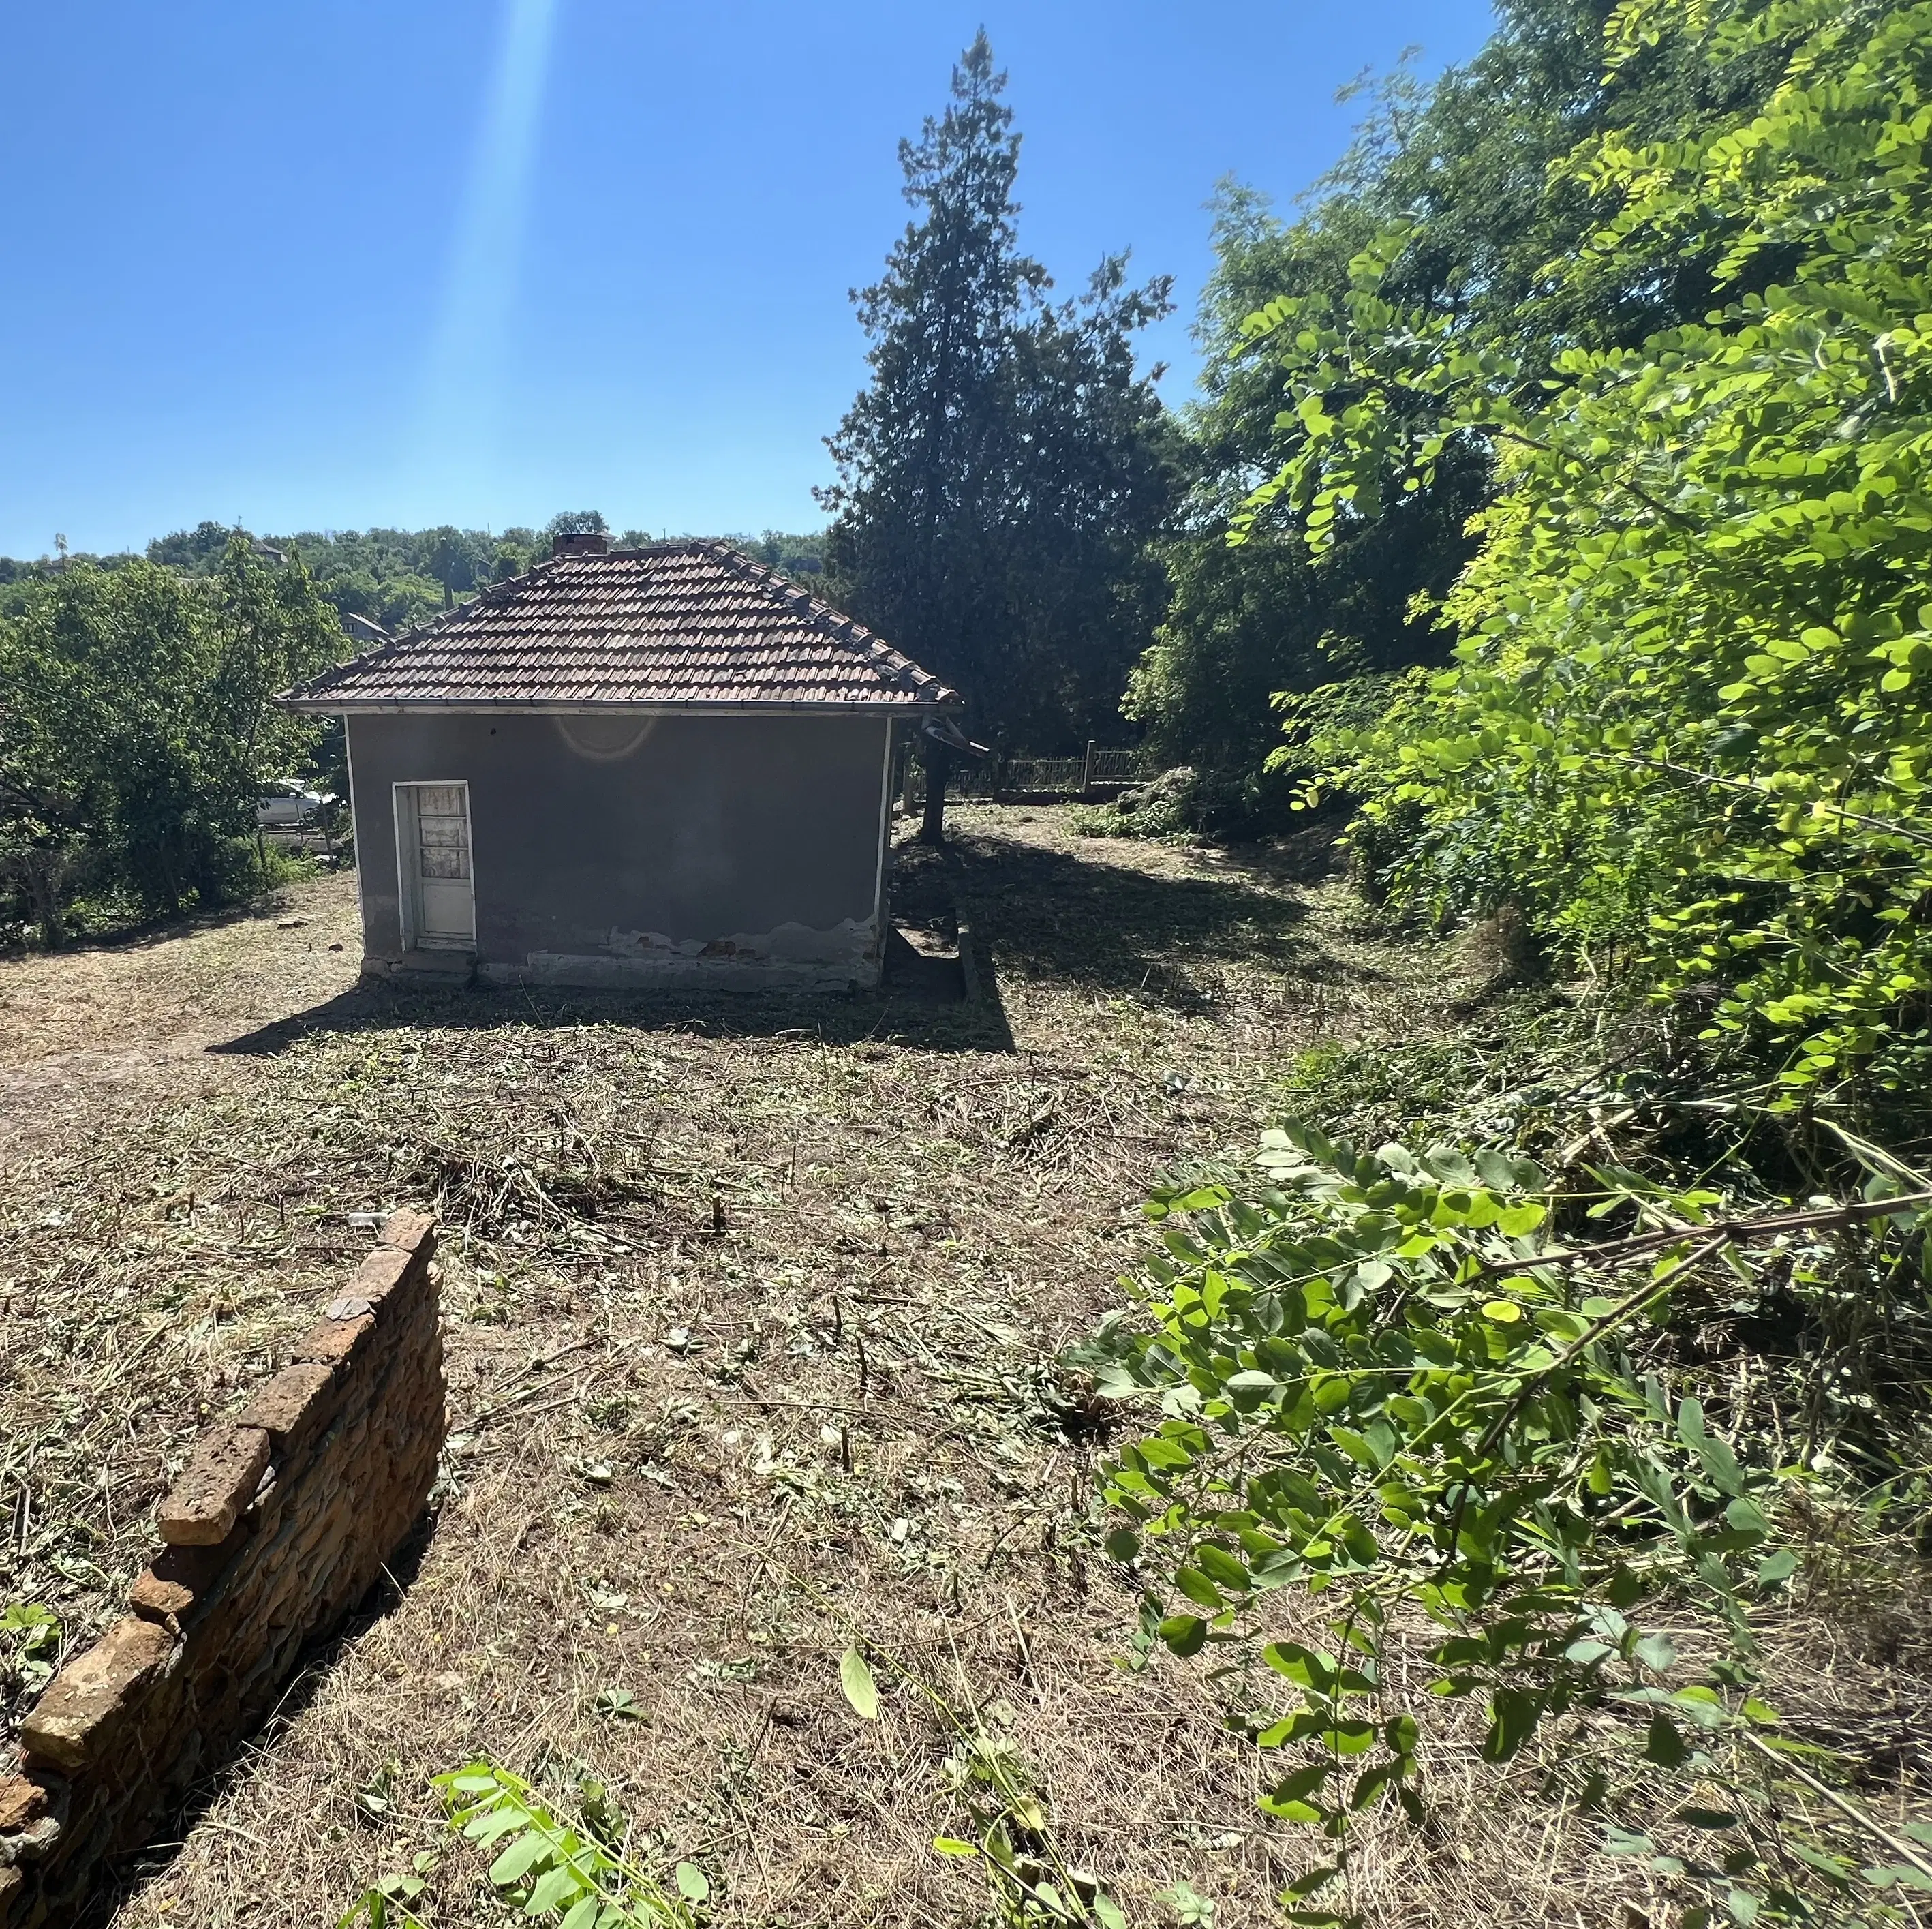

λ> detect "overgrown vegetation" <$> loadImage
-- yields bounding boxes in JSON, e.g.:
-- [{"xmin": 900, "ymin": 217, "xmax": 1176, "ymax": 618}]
[
  {"xmin": 1265, "ymin": 0, "xmax": 1932, "ymax": 1118},
  {"xmin": 10, "ymin": 5, "xmax": 1932, "ymax": 1924},
  {"xmin": 1086, "ymin": 1111, "xmax": 1932, "ymax": 1925},
  {"xmin": 1080, "ymin": 5, "xmax": 1932, "ymax": 1924},
  {"xmin": 1124, "ymin": 0, "xmax": 1792, "ymax": 830}
]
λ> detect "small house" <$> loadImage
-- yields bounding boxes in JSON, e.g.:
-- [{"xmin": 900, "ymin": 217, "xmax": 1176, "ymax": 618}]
[{"xmin": 279, "ymin": 534, "xmax": 959, "ymax": 990}]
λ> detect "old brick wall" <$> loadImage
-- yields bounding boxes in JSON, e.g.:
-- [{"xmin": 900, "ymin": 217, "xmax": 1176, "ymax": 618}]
[{"xmin": 0, "ymin": 1210, "xmax": 446, "ymax": 1928}]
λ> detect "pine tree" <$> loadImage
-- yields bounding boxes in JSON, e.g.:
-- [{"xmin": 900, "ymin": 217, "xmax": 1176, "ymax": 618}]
[{"xmin": 821, "ymin": 33, "xmax": 1174, "ymax": 840}]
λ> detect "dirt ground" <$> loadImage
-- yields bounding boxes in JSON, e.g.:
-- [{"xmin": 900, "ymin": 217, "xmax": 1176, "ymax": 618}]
[{"xmin": 0, "ymin": 808, "xmax": 1657, "ymax": 1927}]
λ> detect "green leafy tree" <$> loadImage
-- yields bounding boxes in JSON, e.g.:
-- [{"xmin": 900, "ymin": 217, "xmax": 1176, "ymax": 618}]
[
  {"xmin": 0, "ymin": 536, "xmax": 341, "ymax": 933},
  {"xmin": 821, "ymin": 31, "xmax": 1175, "ymax": 838},
  {"xmin": 1250, "ymin": 0, "xmax": 1932, "ymax": 1115},
  {"xmin": 1132, "ymin": 0, "xmax": 1790, "ymax": 823},
  {"xmin": 544, "ymin": 509, "xmax": 609, "ymax": 541}
]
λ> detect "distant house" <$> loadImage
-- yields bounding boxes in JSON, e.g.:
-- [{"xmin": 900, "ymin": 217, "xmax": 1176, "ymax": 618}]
[
  {"xmin": 339, "ymin": 611, "xmax": 390, "ymax": 650},
  {"xmin": 279, "ymin": 534, "xmax": 959, "ymax": 990}
]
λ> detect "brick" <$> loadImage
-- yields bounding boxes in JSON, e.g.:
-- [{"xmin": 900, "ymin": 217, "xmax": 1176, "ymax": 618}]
[
  {"xmin": 0, "ymin": 1774, "xmax": 50, "ymax": 1832},
  {"xmin": 18, "ymin": 1619, "xmax": 175, "ymax": 1773},
  {"xmin": 5, "ymin": 1230, "xmax": 450, "ymax": 1924},
  {"xmin": 156, "ymin": 1429, "xmax": 269, "ymax": 1548},
  {"xmin": 378, "ymin": 1208, "xmax": 437, "ymax": 1262},
  {"xmin": 236, "ymin": 1363, "xmax": 337, "ymax": 1453},
  {"xmin": 341, "ymin": 1247, "xmax": 414, "ymax": 1314},
  {"xmin": 127, "ymin": 1520, "xmax": 250, "ymax": 1629},
  {"xmin": 294, "ymin": 1311, "xmax": 375, "ymax": 1369}
]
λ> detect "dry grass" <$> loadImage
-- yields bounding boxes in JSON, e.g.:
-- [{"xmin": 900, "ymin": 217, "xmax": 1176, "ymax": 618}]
[{"xmin": 0, "ymin": 809, "xmax": 1924, "ymax": 1928}]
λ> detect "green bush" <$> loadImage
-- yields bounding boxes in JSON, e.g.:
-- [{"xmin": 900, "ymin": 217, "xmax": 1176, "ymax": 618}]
[
  {"xmin": 1242, "ymin": 0, "xmax": 1932, "ymax": 1118},
  {"xmin": 1079, "ymin": 1121, "xmax": 1932, "ymax": 1926}
]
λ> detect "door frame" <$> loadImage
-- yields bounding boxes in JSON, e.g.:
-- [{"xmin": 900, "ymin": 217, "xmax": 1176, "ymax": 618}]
[{"xmin": 393, "ymin": 779, "xmax": 477, "ymax": 952}]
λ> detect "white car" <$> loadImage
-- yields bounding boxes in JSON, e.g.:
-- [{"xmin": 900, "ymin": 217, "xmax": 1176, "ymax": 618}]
[{"xmin": 255, "ymin": 780, "xmax": 336, "ymax": 828}]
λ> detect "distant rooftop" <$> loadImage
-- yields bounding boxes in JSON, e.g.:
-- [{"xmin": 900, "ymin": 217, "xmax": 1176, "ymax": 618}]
[{"xmin": 279, "ymin": 540, "xmax": 957, "ymax": 714}]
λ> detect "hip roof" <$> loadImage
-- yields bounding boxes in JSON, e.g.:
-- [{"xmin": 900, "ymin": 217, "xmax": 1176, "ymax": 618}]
[{"xmin": 278, "ymin": 541, "xmax": 958, "ymax": 714}]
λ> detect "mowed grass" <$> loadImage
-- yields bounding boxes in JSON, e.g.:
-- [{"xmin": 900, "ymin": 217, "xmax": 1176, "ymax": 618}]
[{"xmin": 0, "ymin": 807, "xmax": 1569, "ymax": 1928}]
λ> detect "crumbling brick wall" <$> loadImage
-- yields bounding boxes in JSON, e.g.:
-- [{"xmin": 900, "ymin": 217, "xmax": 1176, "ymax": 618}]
[{"xmin": 0, "ymin": 1210, "xmax": 446, "ymax": 1927}]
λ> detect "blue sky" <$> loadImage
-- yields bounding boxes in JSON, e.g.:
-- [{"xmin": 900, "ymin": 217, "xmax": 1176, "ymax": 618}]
[{"xmin": 0, "ymin": 1, "xmax": 1497, "ymax": 558}]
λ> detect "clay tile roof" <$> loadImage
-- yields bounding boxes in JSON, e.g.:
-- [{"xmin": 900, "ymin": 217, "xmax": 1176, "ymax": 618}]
[{"xmin": 277, "ymin": 542, "xmax": 959, "ymax": 713}]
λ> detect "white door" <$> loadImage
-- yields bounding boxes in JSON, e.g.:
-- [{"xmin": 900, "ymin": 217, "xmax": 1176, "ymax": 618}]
[{"xmin": 397, "ymin": 783, "xmax": 475, "ymax": 950}]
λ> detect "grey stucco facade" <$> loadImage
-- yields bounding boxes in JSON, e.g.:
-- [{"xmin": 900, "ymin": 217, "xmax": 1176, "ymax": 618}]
[{"xmin": 346, "ymin": 710, "xmax": 895, "ymax": 989}]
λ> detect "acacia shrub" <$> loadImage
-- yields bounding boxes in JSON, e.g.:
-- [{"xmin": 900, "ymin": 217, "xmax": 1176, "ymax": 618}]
[{"xmin": 1236, "ymin": 0, "xmax": 1932, "ymax": 1115}]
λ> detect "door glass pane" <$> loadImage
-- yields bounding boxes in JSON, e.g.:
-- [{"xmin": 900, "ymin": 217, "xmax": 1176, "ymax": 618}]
[{"xmin": 414, "ymin": 787, "xmax": 470, "ymax": 879}]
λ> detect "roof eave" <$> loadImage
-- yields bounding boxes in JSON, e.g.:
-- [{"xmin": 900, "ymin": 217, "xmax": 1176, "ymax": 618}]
[{"xmin": 276, "ymin": 694, "xmax": 960, "ymax": 717}]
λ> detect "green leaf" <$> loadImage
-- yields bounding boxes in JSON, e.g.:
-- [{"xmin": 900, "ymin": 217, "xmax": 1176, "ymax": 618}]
[
  {"xmin": 1482, "ymin": 1687, "xmax": 1541, "ymax": 1763},
  {"xmin": 675, "ymin": 1863, "xmax": 711, "ymax": 1902},
  {"xmin": 1176, "ymin": 1567, "xmax": 1226, "ymax": 1610},
  {"xmin": 1159, "ymin": 1615, "xmax": 1208, "ymax": 1658},
  {"xmin": 1196, "ymin": 1544, "xmax": 1253, "ymax": 1592},
  {"xmin": 489, "ymin": 1834, "xmax": 553, "ymax": 1886},
  {"xmin": 1266, "ymin": 1763, "xmax": 1333, "ymax": 1809},
  {"xmin": 1633, "ymin": 1632, "xmax": 1676, "ymax": 1674},
  {"xmin": 1646, "ymin": 1712, "xmax": 1688, "ymax": 1769},
  {"xmin": 839, "ymin": 1645, "xmax": 879, "ymax": 1720},
  {"xmin": 932, "ymin": 1837, "xmax": 980, "ymax": 1858},
  {"xmin": 1263, "ymin": 1642, "xmax": 1332, "ymax": 1690},
  {"xmin": 525, "ymin": 1866, "xmax": 581, "ymax": 1913}
]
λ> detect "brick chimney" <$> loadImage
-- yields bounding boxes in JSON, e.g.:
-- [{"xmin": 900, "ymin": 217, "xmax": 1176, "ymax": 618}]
[{"xmin": 551, "ymin": 530, "xmax": 609, "ymax": 558}]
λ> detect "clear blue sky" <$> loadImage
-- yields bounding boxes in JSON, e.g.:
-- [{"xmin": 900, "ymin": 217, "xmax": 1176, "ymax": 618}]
[{"xmin": 0, "ymin": 1, "xmax": 1497, "ymax": 558}]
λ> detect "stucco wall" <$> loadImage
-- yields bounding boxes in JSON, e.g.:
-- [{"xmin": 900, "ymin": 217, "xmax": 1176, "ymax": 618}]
[{"xmin": 345, "ymin": 711, "xmax": 893, "ymax": 988}]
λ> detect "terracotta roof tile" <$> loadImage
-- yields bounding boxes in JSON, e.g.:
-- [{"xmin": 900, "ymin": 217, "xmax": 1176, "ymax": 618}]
[{"xmin": 279, "ymin": 542, "xmax": 957, "ymax": 712}]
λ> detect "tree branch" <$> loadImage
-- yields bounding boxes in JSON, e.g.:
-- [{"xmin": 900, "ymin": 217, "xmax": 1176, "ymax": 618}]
[{"xmin": 1482, "ymin": 1189, "xmax": 1932, "ymax": 1280}]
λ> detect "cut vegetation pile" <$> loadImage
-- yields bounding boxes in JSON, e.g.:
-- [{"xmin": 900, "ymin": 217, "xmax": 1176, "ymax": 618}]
[{"xmin": 0, "ymin": 808, "xmax": 1925, "ymax": 1928}]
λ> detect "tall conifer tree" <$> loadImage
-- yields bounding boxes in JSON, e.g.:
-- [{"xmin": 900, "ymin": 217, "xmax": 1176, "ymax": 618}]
[{"xmin": 822, "ymin": 33, "xmax": 1174, "ymax": 840}]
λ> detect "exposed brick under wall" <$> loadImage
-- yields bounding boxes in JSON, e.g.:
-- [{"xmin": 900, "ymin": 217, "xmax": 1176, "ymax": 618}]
[{"xmin": 0, "ymin": 1211, "xmax": 447, "ymax": 1928}]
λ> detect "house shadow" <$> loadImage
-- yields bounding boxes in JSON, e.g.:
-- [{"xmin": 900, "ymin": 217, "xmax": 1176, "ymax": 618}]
[
  {"xmin": 205, "ymin": 823, "xmax": 1365, "ymax": 1060},
  {"xmin": 207, "ymin": 953, "xmax": 1019, "ymax": 1059}
]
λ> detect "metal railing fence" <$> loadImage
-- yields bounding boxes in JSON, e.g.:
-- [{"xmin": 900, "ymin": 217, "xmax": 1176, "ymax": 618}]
[{"xmin": 897, "ymin": 741, "xmax": 1148, "ymax": 810}]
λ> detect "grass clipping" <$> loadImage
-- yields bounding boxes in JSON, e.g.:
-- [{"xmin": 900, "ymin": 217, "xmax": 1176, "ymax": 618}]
[{"xmin": 0, "ymin": 808, "xmax": 1918, "ymax": 1928}]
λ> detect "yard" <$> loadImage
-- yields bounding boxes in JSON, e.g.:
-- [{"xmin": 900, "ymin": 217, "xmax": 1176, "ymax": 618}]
[{"xmin": 2, "ymin": 806, "xmax": 1781, "ymax": 1929}]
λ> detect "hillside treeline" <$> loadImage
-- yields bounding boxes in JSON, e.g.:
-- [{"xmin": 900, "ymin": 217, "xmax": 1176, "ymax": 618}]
[{"xmin": 0, "ymin": 519, "xmax": 826, "ymax": 637}]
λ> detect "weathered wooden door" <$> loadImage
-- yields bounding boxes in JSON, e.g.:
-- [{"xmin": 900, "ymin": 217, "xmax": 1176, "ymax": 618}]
[{"xmin": 395, "ymin": 782, "xmax": 475, "ymax": 950}]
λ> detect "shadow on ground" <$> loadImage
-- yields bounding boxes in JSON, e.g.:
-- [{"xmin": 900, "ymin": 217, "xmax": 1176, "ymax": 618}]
[
  {"xmin": 949, "ymin": 825, "xmax": 1366, "ymax": 1007},
  {"xmin": 7, "ymin": 872, "xmax": 348, "ymax": 965},
  {"xmin": 206, "ymin": 822, "xmax": 1357, "ymax": 1057},
  {"xmin": 208, "ymin": 966, "xmax": 1017, "ymax": 1059}
]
